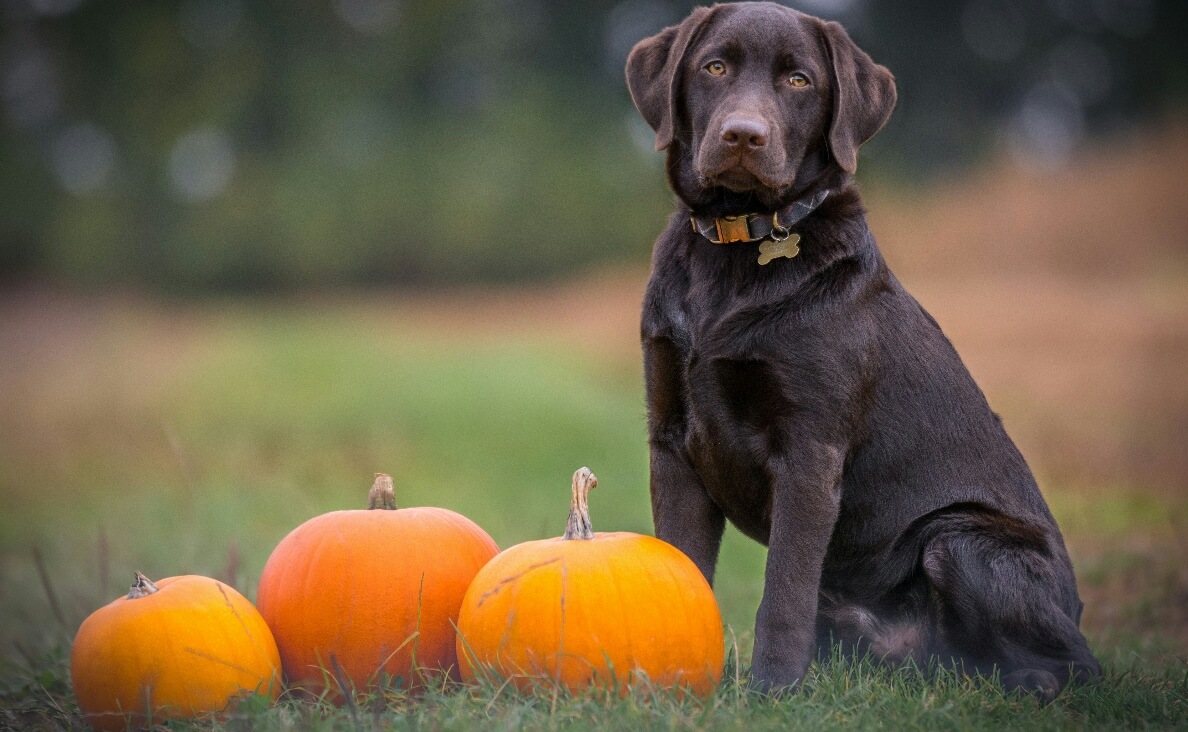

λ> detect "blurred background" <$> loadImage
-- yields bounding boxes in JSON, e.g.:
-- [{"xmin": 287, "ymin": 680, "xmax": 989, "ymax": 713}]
[
  {"xmin": 2, "ymin": 0, "xmax": 1186, "ymax": 289},
  {"xmin": 1, "ymin": 0, "xmax": 1186, "ymax": 678}
]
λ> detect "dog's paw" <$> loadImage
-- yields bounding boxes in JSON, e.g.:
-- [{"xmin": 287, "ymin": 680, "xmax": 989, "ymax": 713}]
[
  {"xmin": 747, "ymin": 658, "xmax": 805, "ymax": 698},
  {"xmin": 1002, "ymin": 668, "xmax": 1061, "ymax": 706}
]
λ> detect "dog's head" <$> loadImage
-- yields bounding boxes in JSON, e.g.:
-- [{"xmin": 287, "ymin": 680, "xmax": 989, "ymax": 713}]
[{"xmin": 626, "ymin": 2, "xmax": 895, "ymax": 213}]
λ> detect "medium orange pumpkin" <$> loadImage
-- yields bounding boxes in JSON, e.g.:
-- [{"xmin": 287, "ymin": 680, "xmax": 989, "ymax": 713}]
[
  {"xmin": 456, "ymin": 468, "xmax": 724, "ymax": 696},
  {"xmin": 256, "ymin": 473, "xmax": 499, "ymax": 697},
  {"xmin": 70, "ymin": 572, "xmax": 282, "ymax": 731}
]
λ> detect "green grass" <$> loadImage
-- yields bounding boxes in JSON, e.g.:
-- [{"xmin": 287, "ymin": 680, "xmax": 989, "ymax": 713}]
[
  {"xmin": 4, "ymin": 644, "xmax": 1186, "ymax": 730},
  {"xmin": 0, "ymin": 304, "xmax": 1184, "ymax": 729}
]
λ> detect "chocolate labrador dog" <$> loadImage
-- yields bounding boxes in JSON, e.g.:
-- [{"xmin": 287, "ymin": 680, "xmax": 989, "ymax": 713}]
[{"xmin": 626, "ymin": 2, "xmax": 1100, "ymax": 699}]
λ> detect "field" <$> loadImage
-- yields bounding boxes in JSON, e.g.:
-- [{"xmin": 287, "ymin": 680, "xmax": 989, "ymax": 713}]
[{"xmin": 1, "ymin": 128, "xmax": 1186, "ymax": 729}]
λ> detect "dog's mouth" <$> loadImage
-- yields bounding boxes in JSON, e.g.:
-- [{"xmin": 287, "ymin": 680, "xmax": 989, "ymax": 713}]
[{"xmin": 699, "ymin": 160, "xmax": 786, "ymax": 195}]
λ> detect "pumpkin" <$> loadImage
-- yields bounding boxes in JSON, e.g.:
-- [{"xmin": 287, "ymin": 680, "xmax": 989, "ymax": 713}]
[
  {"xmin": 70, "ymin": 572, "xmax": 282, "ymax": 731},
  {"xmin": 456, "ymin": 468, "xmax": 724, "ymax": 696},
  {"xmin": 256, "ymin": 473, "xmax": 499, "ymax": 697}
]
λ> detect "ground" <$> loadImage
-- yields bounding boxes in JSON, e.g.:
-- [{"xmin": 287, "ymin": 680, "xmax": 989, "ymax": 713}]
[{"xmin": 0, "ymin": 127, "xmax": 1185, "ymax": 729}]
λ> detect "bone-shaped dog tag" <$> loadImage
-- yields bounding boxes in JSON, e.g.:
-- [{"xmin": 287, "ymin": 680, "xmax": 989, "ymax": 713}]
[{"xmin": 757, "ymin": 234, "xmax": 800, "ymax": 265}]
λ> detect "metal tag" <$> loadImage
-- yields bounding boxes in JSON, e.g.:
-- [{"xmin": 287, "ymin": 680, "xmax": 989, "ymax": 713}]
[{"xmin": 757, "ymin": 234, "xmax": 800, "ymax": 265}]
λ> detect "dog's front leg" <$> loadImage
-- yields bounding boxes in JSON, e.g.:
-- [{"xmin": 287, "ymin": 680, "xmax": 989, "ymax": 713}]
[
  {"xmin": 650, "ymin": 443, "xmax": 726, "ymax": 585},
  {"xmin": 644, "ymin": 334, "xmax": 726, "ymax": 585},
  {"xmin": 749, "ymin": 444, "xmax": 844, "ymax": 693}
]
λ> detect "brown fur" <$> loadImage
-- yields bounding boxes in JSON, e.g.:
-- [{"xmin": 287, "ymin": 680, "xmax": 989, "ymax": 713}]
[{"xmin": 626, "ymin": 2, "xmax": 1100, "ymax": 699}]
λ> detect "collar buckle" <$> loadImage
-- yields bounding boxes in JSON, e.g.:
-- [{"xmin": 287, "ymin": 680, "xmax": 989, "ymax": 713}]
[{"xmin": 714, "ymin": 215, "xmax": 753, "ymax": 244}]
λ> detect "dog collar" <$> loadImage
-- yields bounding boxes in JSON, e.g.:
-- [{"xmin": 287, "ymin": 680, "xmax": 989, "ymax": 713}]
[{"xmin": 690, "ymin": 188, "xmax": 831, "ymax": 245}]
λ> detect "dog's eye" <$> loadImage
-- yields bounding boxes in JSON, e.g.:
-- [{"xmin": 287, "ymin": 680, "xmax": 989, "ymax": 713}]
[
  {"xmin": 705, "ymin": 61, "xmax": 727, "ymax": 76},
  {"xmin": 788, "ymin": 73, "xmax": 810, "ymax": 88}
]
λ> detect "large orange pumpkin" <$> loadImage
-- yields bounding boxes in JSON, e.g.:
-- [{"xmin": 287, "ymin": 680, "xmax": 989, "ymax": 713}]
[
  {"xmin": 256, "ymin": 473, "xmax": 499, "ymax": 697},
  {"xmin": 456, "ymin": 468, "xmax": 724, "ymax": 696},
  {"xmin": 71, "ymin": 572, "xmax": 282, "ymax": 731}
]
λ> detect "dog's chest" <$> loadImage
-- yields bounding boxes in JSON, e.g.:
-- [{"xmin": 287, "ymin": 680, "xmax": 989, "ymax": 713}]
[{"xmin": 669, "ymin": 290, "xmax": 787, "ymax": 540}]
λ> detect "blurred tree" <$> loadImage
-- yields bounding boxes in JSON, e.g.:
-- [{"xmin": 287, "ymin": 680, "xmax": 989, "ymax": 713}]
[{"xmin": 0, "ymin": 0, "xmax": 1184, "ymax": 291}]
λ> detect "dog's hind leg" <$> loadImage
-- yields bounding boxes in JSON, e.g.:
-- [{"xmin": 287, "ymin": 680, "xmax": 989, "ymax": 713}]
[{"xmin": 921, "ymin": 527, "xmax": 1100, "ymax": 702}]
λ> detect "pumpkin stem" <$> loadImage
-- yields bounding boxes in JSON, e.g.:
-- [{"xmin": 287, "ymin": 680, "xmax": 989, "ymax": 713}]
[
  {"xmin": 563, "ymin": 467, "xmax": 597, "ymax": 540},
  {"xmin": 367, "ymin": 473, "xmax": 399, "ymax": 510},
  {"xmin": 127, "ymin": 571, "xmax": 159, "ymax": 599}
]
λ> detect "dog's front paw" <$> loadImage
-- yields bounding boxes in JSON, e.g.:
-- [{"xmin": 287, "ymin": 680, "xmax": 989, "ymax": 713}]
[{"xmin": 748, "ymin": 655, "xmax": 807, "ymax": 697}]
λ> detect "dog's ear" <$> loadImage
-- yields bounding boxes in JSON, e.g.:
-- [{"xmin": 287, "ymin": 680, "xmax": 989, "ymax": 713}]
[
  {"xmin": 819, "ymin": 20, "xmax": 896, "ymax": 174},
  {"xmin": 625, "ymin": 7, "xmax": 716, "ymax": 151}
]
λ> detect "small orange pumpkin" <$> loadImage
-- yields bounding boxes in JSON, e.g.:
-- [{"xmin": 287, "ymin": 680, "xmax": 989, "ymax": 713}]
[
  {"xmin": 256, "ymin": 473, "xmax": 499, "ymax": 697},
  {"xmin": 456, "ymin": 468, "xmax": 724, "ymax": 696},
  {"xmin": 70, "ymin": 572, "xmax": 282, "ymax": 731}
]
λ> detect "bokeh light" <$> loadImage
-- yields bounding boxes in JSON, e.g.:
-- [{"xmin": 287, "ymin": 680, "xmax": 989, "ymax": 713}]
[
  {"xmin": 168, "ymin": 126, "xmax": 235, "ymax": 203},
  {"xmin": 51, "ymin": 122, "xmax": 116, "ymax": 195}
]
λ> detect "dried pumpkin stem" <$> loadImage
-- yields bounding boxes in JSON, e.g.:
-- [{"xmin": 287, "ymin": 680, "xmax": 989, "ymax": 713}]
[
  {"xmin": 563, "ymin": 467, "xmax": 597, "ymax": 540},
  {"xmin": 127, "ymin": 571, "xmax": 159, "ymax": 599},
  {"xmin": 367, "ymin": 473, "xmax": 399, "ymax": 510}
]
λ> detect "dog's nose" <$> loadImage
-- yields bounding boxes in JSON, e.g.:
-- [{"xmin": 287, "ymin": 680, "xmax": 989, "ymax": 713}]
[{"xmin": 721, "ymin": 118, "xmax": 769, "ymax": 148}]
